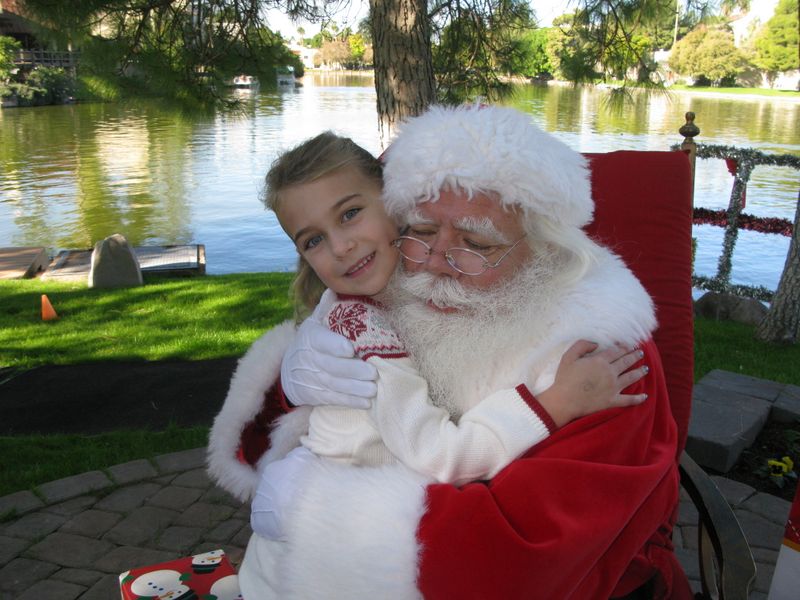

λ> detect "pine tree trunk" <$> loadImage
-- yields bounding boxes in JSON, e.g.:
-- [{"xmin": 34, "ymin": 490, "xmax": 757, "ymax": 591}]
[
  {"xmin": 756, "ymin": 193, "xmax": 800, "ymax": 344},
  {"xmin": 369, "ymin": 0, "xmax": 435, "ymax": 148}
]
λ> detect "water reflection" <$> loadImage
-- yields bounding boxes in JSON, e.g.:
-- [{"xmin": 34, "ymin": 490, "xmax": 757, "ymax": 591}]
[{"xmin": 1, "ymin": 74, "xmax": 798, "ymax": 287}]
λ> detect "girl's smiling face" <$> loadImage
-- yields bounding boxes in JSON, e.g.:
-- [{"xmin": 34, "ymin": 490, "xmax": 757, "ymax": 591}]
[{"xmin": 277, "ymin": 166, "xmax": 399, "ymax": 297}]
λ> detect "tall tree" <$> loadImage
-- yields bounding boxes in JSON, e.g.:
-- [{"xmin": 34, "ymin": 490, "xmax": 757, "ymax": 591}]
[
  {"xmin": 320, "ymin": 38, "xmax": 351, "ymax": 66},
  {"xmin": 431, "ymin": 0, "xmax": 538, "ymax": 100},
  {"xmin": 753, "ymin": 0, "xmax": 799, "ymax": 75},
  {"xmin": 669, "ymin": 26, "xmax": 746, "ymax": 85},
  {"xmin": 369, "ymin": 0, "xmax": 435, "ymax": 146},
  {"xmin": 756, "ymin": 194, "xmax": 800, "ymax": 344}
]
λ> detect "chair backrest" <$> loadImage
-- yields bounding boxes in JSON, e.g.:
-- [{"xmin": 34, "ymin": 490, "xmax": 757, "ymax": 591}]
[{"xmin": 583, "ymin": 151, "xmax": 695, "ymax": 454}]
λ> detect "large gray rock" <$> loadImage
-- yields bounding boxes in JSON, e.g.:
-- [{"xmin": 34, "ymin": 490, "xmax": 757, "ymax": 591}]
[
  {"xmin": 694, "ymin": 291, "xmax": 767, "ymax": 326},
  {"xmin": 88, "ymin": 234, "xmax": 143, "ymax": 288}
]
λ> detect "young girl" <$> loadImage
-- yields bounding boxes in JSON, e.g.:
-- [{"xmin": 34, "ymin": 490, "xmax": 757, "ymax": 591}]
[{"xmin": 251, "ymin": 131, "xmax": 648, "ymax": 512}]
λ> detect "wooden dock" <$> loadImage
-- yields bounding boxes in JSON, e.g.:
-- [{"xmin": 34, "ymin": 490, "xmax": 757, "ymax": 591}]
[
  {"xmin": 39, "ymin": 244, "xmax": 206, "ymax": 282},
  {"xmin": 0, "ymin": 247, "xmax": 50, "ymax": 280}
]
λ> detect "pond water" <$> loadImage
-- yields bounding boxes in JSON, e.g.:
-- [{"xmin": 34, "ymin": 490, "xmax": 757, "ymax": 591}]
[{"xmin": 1, "ymin": 72, "xmax": 798, "ymax": 291}]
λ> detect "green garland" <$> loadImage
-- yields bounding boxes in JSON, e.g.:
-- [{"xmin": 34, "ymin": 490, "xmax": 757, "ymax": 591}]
[
  {"xmin": 691, "ymin": 275, "xmax": 774, "ymax": 303},
  {"xmin": 671, "ymin": 143, "xmax": 800, "ymax": 178},
  {"xmin": 691, "ymin": 145, "xmax": 800, "ymax": 176},
  {"xmin": 672, "ymin": 143, "xmax": 800, "ymax": 301}
]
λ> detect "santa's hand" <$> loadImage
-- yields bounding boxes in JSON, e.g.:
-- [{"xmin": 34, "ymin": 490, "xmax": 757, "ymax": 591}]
[
  {"xmin": 251, "ymin": 447, "xmax": 320, "ymax": 541},
  {"xmin": 280, "ymin": 312, "xmax": 377, "ymax": 409}
]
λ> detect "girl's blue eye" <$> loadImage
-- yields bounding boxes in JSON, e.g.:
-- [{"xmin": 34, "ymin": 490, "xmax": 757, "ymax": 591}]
[
  {"xmin": 343, "ymin": 207, "xmax": 361, "ymax": 221},
  {"xmin": 304, "ymin": 234, "xmax": 323, "ymax": 250}
]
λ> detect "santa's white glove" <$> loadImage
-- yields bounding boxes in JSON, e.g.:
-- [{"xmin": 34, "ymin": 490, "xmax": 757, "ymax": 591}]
[
  {"xmin": 251, "ymin": 446, "xmax": 320, "ymax": 541},
  {"xmin": 280, "ymin": 292, "xmax": 377, "ymax": 409}
]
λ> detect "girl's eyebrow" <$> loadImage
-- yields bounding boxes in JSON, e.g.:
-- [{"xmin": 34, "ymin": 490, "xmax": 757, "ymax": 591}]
[{"xmin": 292, "ymin": 194, "xmax": 361, "ymax": 242}]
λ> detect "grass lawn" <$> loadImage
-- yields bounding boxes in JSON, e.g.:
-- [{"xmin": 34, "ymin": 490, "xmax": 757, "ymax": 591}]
[
  {"xmin": 1, "ymin": 275, "xmax": 798, "ymax": 497},
  {"xmin": 669, "ymin": 85, "xmax": 800, "ymax": 99},
  {"xmin": 0, "ymin": 426, "xmax": 209, "ymax": 503},
  {"xmin": 694, "ymin": 317, "xmax": 800, "ymax": 385},
  {"xmin": 0, "ymin": 272, "xmax": 294, "ymax": 368}
]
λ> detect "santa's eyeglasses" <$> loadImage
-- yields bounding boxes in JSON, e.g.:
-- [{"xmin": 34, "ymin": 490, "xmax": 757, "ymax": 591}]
[{"xmin": 392, "ymin": 235, "xmax": 526, "ymax": 276}]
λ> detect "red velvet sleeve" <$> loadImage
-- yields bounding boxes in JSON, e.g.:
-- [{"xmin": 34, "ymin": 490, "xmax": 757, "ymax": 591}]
[
  {"xmin": 416, "ymin": 340, "xmax": 692, "ymax": 599},
  {"xmin": 237, "ymin": 380, "xmax": 291, "ymax": 467}
]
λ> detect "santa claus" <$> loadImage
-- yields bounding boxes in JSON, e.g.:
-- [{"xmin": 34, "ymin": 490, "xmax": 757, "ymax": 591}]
[{"xmin": 207, "ymin": 105, "xmax": 692, "ymax": 599}]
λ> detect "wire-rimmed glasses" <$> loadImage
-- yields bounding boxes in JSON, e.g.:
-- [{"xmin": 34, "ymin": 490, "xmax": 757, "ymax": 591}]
[{"xmin": 392, "ymin": 235, "xmax": 526, "ymax": 276}]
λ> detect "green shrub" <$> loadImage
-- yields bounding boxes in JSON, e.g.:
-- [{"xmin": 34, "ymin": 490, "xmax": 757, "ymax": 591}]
[
  {"xmin": 0, "ymin": 35, "xmax": 21, "ymax": 81},
  {"xmin": 21, "ymin": 66, "xmax": 75, "ymax": 105}
]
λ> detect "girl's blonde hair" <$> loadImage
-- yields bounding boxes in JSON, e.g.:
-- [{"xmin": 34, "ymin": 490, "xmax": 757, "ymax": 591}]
[{"xmin": 263, "ymin": 132, "xmax": 383, "ymax": 322}]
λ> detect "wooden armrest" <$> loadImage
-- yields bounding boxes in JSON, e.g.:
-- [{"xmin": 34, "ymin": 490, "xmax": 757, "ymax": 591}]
[{"xmin": 679, "ymin": 451, "xmax": 757, "ymax": 599}]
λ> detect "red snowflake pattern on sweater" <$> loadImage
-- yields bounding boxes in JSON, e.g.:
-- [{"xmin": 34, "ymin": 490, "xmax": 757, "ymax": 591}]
[
  {"xmin": 328, "ymin": 303, "xmax": 368, "ymax": 341},
  {"xmin": 325, "ymin": 298, "xmax": 406, "ymax": 360}
]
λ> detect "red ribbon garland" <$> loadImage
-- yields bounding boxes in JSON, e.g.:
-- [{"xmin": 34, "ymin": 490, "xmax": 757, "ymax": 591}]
[
  {"xmin": 693, "ymin": 207, "xmax": 793, "ymax": 236},
  {"xmin": 724, "ymin": 158, "xmax": 746, "ymax": 208}
]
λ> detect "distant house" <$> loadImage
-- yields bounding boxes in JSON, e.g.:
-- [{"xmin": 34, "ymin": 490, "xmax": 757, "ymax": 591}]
[
  {"xmin": 1, "ymin": 0, "xmax": 79, "ymax": 69},
  {"xmin": 0, "ymin": 0, "xmax": 38, "ymax": 49},
  {"xmin": 728, "ymin": 0, "xmax": 779, "ymax": 47},
  {"xmin": 288, "ymin": 42, "xmax": 319, "ymax": 70}
]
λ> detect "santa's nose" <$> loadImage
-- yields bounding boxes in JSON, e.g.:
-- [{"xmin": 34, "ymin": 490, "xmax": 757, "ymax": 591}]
[{"xmin": 419, "ymin": 233, "xmax": 457, "ymax": 276}]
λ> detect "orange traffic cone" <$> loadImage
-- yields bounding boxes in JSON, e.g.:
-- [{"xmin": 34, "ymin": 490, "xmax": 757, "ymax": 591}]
[{"xmin": 41, "ymin": 294, "xmax": 58, "ymax": 321}]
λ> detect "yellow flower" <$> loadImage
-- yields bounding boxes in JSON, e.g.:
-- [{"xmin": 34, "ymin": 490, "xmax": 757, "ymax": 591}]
[{"xmin": 767, "ymin": 457, "xmax": 794, "ymax": 476}]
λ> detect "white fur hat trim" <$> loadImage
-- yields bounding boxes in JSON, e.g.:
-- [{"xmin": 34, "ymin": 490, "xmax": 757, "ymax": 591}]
[{"xmin": 382, "ymin": 104, "xmax": 594, "ymax": 228}]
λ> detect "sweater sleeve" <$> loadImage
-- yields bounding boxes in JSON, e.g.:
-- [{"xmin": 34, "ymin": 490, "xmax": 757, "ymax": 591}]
[{"xmin": 368, "ymin": 355, "xmax": 551, "ymax": 486}]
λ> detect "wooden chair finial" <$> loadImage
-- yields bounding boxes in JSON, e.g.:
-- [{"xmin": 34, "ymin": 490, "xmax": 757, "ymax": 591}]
[
  {"xmin": 679, "ymin": 112, "xmax": 700, "ymax": 200},
  {"xmin": 679, "ymin": 112, "xmax": 700, "ymax": 141}
]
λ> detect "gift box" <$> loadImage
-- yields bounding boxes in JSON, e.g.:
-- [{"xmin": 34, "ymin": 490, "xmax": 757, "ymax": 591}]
[{"xmin": 119, "ymin": 548, "xmax": 241, "ymax": 599}]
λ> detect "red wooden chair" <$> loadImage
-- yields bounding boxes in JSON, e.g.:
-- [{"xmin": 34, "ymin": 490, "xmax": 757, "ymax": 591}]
[{"xmin": 584, "ymin": 149, "xmax": 756, "ymax": 599}]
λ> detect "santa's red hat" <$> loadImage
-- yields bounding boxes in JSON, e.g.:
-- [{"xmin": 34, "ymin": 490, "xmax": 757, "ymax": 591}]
[{"xmin": 382, "ymin": 104, "xmax": 594, "ymax": 230}]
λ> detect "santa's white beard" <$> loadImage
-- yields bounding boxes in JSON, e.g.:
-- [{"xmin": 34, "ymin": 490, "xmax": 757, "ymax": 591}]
[{"xmin": 381, "ymin": 257, "xmax": 564, "ymax": 419}]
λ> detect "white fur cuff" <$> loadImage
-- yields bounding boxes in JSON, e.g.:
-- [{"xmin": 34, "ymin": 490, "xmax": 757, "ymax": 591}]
[{"xmin": 206, "ymin": 320, "xmax": 298, "ymax": 501}]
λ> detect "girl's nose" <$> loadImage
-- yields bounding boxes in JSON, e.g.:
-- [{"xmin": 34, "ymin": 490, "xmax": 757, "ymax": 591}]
[{"xmin": 330, "ymin": 233, "xmax": 355, "ymax": 257}]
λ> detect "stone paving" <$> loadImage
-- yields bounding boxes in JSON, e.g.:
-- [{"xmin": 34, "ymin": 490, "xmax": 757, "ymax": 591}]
[
  {"xmin": 0, "ymin": 449, "xmax": 252, "ymax": 599},
  {"xmin": 0, "ymin": 369, "xmax": 796, "ymax": 599}
]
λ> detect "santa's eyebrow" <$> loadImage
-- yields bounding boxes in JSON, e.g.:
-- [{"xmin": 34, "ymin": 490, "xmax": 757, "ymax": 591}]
[
  {"xmin": 453, "ymin": 216, "xmax": 510, "ymax": 244},
  {"xmin": 405, "ymin": 208, "xmax": 434, "ymax": 226}
]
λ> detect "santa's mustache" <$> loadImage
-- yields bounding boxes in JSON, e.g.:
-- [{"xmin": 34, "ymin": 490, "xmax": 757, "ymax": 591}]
[{"xmin": 395, "ymin": 271, "xmax": 481, "ymax": 310}]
